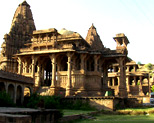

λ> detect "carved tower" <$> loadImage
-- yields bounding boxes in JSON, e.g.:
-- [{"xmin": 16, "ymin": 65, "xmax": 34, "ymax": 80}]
[
  {"xmin": 85, "ymin": 24, "xmax": 104, "ymax": 51},
  {"xmin": 0, "ymin": 1, "xmax": 36, "ymax": 72}
]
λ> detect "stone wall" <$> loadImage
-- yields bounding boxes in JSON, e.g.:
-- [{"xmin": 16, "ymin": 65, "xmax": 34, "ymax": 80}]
[
  {"xmin": 63, "ymin": 97, "xmax": 120, "ymax": 111},
  {"xmin": 0, "ymin": 114, "xmax": 31, "ymax": 123}
]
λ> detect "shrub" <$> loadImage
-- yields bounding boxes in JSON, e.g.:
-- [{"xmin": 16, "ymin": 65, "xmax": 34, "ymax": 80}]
[
  {"xmin": 26, "ymin": 93, "xmax": 41, "ymax": 108},
  {"xmin": 60, "ymin": 99, "xmax": 96, "ymax": 110},
  {"xmin": 26, "ymin": 94, "xmax": 95, "ymax": 110},
  {"xmin": 42, "ymin": 95, "xmax": 61, "ymax": 109},
  {"xmin": 0, "ymin": 91, "xmax": 15, "ymax": 107}
]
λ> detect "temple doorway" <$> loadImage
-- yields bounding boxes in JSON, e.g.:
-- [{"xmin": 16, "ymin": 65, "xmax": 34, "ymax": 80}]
[{"xmin": 44, "ymin": 58, "xmax": 52, "ymax": 86}]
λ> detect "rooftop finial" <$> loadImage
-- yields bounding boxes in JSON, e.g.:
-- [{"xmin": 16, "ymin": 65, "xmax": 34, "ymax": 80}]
[{"xmin": 90, "ymin": 23, "xmax": 95, "ymax": 29}]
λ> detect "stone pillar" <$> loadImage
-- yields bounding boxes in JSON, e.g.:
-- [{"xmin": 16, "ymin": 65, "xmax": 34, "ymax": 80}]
[
  {"xmin": 99, "ymin": 59, "xmax": 105, "ymax": 73},
  {"xmin": 41, "ymin": 65, "xmax": 45, "ymax": 85},
  {"xmin": 126, "ymin": 66, "xmax": 130, "ymax": 72},
  {"xmin": 31, "ymin": 55, "xmax": 38, "ymax": 88},
  {"xmin": 49, "ymin": 54, "xmax": 57, "ymax": 95},
  {"xmin": 25, "ymin": 61, "xmax": 28, "ymax": 73},
  {"xmin": 94, "ymin": 55, "xmax": 100, "ymax": 72},
  {"xmin": 5, "ymin": 83, "xmax": 8, "ymax": 93},
  {"xmin": 112, "ymin": 78, "xmax": 115, "ymax": 86},
  {"xmin": 134, "ymin": 76, "xmax": 137, "ymax": 85},
  {"xmin": 14, "ymin": 84, "xmax": 17, "ymax": 104},
  {"xmin": 126, "ymin": 76, "xmax": 130, "ymax": 95},
  {"xmin": 65, "ymin": 53, "xmax": 73, "ymax": 97},
  {"xmin": 36, "ymin": 62, "xmax": 41, "ymax": 87},
  {"xmin": 139, "ymin": 76, "xmax": 144, "ymax": 96},
  {"xmin": 38, "ymin": 35, "xmax": 41, "ymax": 43},
  {"xmin": 117, "ymin": 57, "xmax": 127, "ymax": 97},
  {"xmin": 21, "ymin": 86, "xmax": 24, "ymax": 104},
  {"xmin": 17, "ymin": 57, "xmax": 22, "ymax": 74},
  {"xmin": 80, "ymin": 54, "xmax": 86, "ymax": 71},
  {"xmin": 102, "ymin": 63, "xmax": 108, "ymax": 89}
]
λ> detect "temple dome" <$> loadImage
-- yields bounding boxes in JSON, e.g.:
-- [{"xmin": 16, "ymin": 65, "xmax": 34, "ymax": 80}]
[{"xmin": 58, "ymin": 28, "xmax": 74, "ymax": 35}]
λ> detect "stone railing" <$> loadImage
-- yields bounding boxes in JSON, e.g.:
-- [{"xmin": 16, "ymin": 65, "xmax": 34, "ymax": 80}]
[{"xmin": 0, "ymin": 70, "xmax": 33, "ymax": 84}]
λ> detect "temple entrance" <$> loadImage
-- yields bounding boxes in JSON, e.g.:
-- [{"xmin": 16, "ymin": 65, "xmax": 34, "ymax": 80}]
[{"xmin": 44, "ymin": 58, "xmax": 52, "ymax": 86}]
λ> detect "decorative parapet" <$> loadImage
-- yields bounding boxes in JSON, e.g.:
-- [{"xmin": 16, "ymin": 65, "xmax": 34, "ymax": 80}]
[{"xmin": 0, "ymin": 70, "xmax": 33, "ymax": 84}]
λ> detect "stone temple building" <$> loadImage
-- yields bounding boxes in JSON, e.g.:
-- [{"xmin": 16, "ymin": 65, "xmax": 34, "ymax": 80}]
[
  {"xmin": 108, "ymin": 60, "xmax": 150, "ymax": 97},
  {"xmin": 0, "ymin": 1, "xmax": 130, "ymax": 98}
]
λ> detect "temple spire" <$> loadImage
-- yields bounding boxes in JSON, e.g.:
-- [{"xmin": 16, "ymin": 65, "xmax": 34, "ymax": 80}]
[
  {"xmin": 0, "ymin": 1, "xmax": 36, "ymax": 72},
  {"xmin": 85, "ymin": 24, "xmax": 104, "ymax": 51}
]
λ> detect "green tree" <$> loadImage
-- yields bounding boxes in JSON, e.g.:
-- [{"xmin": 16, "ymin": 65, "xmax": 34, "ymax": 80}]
[
  {"xmin": 137, "ymin": 61, "xmax": 141, "ymax": 65},
  {"xmin": 151, "ymin": 85, "xmax": 154, "ymax": 92},
  {"xmin": 145, "ymin": 63, "xmax": 153, "ymax": 71},
  {"xmin": 144, "ymin": 63, "xmax": 153, "ymax": 93}
]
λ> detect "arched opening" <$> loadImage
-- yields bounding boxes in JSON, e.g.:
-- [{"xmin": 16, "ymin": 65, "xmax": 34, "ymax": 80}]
[
  {"xmin": 16, "ymin": 85, "xmax": 22, "ymax": 105},
  {"xmin": 0, "ymin": 82, "xmax": 5, "ymax": 92},
  {"xmin": 24, "ymin": 86, "xmax": 32, "ymax": 106},
  {"xmin": 24, "ymin": 87, "xmax": 32, "ymax": 96},
  {"xmin": 8, "ymin": 84, "xmax": 15, "ymax": 101}
]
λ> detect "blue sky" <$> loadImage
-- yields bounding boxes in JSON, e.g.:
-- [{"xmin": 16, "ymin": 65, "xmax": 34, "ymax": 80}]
[{"xmin": 0, "ymin": 0, "xmax": 154, "ymax": 64}]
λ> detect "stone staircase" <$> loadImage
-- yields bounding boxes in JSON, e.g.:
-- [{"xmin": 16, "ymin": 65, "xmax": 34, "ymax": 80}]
[{"xmin": 81, "ymin": 114, "xmax": 96, "ymax": 120}]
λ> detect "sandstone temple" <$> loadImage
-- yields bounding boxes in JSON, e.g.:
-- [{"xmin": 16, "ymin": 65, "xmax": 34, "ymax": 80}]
[{"xmin": 0, "ymin": 1, "xmax": 150, "ymax": 108}]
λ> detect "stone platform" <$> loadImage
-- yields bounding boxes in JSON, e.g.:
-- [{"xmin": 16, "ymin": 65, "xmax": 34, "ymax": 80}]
[{"xmin": 0, "ymin": 107, "xmax": 60, "ymax": 123}]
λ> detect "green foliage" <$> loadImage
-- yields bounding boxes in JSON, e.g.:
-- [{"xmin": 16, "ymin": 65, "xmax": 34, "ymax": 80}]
[
  {"xmin": 151, "ymin": 85, "xmax": 154, "ymax": 92},
  {"xmin": 0, "ymin": 91, "xmax": 15, "ymax": 107},
  {"xmin": 137, "ymin": 81, "xmax": 140, "ymax": 85},
  {"xmin": 60, "ymin": 99, "xmax": 95, "ymax": 110},
  {"xmin": 145, "ymin": 63, "xmax": 154, "ymax": 78},
  {"xmin": 26, "ymin": 94, "xmax": 61, "ymax": 109},
  {"xmin": 26, "ymin": 94, "xmax": 95, "ymax": 111},
  {"xmin": 137, "ymin": 61, "xmax": 141, "ymax": 65},
  {"xmin": 145, "ymin": 63, "xmax": 153, "ymax": 71},
  {"xmin": 42, "ymin": 95, "xmax": 61, "ymax": 109},
  {"xmin": 26, "ymin": 93, "xmax": 41, "ymax": 108}
]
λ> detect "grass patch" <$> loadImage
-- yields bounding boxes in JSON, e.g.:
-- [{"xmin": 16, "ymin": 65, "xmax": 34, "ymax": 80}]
[
  {"xmin": 75, "ymin": 114, "xmax": 154, "ymax": 123},
  {"xmin": 62, "ymin": 109, "xmax": 96, "ymax": 116},
  {"xmin": 117, "ymin": 107, "xmax": 154, "ymax": 115},
  {"xmin": 118, "ymin": 107, "xmax": 154, "ymax": 111}
]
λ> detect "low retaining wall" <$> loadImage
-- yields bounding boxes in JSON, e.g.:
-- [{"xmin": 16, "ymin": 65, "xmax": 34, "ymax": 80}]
[
  {"xmin": 63, "ymin": 97, "xmax": 121, "ymax": 111},
  {"xmin": 0, "ymin": 107, "xmax": 61, "ymax": 123},
  {"xmin": 0, "ymin": 114, "xmax": 31, "ymax": 123}
]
